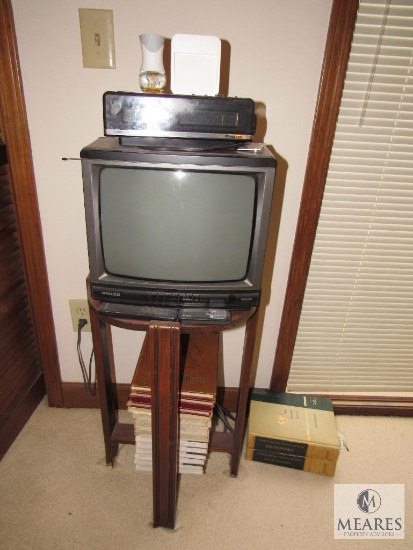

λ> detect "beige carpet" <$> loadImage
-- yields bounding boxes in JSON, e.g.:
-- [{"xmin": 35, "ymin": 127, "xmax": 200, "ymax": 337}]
[{"xmin": 0, "ymin": 399, "xmax": 411, "ymax": 549}]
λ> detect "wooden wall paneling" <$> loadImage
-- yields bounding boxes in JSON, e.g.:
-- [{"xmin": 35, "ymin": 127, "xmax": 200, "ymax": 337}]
[{"xmin": 0, "ymin": 0, "xmax": 62, "ymax": 409}]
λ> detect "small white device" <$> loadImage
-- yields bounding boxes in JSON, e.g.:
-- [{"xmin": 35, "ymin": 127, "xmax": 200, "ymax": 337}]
[{"xmin": 171, "ymin": 34, "xmax": 221, "ymax": 96}]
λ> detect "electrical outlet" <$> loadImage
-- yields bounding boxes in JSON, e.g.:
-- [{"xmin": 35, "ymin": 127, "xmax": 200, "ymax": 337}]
[{"xmin": 69, "ymin": 299, "xmax": 91, "ymax": 332}]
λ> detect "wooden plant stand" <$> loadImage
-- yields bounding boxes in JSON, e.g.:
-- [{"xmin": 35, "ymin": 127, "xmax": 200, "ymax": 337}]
[{"xmin": 87, "ymin": 282, "xmax": 259, "ymax": 529}]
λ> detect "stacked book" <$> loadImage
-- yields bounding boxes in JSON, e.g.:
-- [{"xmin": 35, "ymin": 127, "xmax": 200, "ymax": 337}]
[
  {"xmin": 127, "ymin": 332, "xmax": 218, "ymax": 474},
  {"xmin": 246, "ymin": 390, "xmax": 340, "ymax": 476}
]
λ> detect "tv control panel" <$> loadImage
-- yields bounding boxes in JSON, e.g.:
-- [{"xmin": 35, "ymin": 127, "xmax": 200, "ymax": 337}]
[{"xmin": 92, "ymin": 283, "xmax": 259, "ymax": 311}]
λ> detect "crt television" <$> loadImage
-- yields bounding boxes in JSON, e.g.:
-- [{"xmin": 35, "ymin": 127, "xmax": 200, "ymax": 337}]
[{"xmin": 81, "ymin": 137, "xmax": 277, "ymax": 317}]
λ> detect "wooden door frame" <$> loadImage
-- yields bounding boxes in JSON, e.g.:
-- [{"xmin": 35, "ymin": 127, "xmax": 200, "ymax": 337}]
[
  {"xmin": 0, "ymin": 0, "xmax": 62, "ymax": 406},
  {"xmin": 269, "ymin": 0, "xmax": 413, "ymax": 415}
]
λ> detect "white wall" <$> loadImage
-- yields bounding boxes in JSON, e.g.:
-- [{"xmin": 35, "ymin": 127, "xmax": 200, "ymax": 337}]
[{"xmin": 11, "ymin": 0, "xmax": 332, "ymax": 386}]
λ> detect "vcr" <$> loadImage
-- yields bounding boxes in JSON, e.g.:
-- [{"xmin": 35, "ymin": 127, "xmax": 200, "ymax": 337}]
[{"xmin": 103, "ymin": 91, "xmax": 256, "ymax": 146}]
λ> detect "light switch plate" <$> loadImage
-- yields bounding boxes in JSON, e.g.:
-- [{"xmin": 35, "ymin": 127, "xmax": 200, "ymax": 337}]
[{"xmin": 79, "ymin": 8, "xmax": 116, "ymax": 69}]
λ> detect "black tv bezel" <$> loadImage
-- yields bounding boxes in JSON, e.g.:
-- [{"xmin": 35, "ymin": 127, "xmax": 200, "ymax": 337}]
[{"xmin": 81, "ymin": 137, "xmax": 277, "ymax": 312}]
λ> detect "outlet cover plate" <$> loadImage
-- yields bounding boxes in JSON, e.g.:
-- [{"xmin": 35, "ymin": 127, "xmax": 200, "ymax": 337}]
[{"xmin": 69, "ymin": 299, "xmax": 91, "ymax": 332}]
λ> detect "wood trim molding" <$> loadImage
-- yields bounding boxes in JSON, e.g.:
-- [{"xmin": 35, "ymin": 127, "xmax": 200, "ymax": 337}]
[
  {"xmin": 270, "ymin": 0, "xmax": 360, "ymax": 392},
  {"xmin": 0, "ymin": 0, "xmax": 63, "ymax": 406},
  {"xmin": 331, "ymin": 395, "xmax": 413, "ymax": 416},
  {"xmin": 61, "ymin": 383, "xmax": 413, "ymax": 416},
  {"xmin": 0, "ymin": 374, "xmax": 46, "ymax": 460},
  {"xmin": 61, "ymin": 382, "xmax": 240, "ymax": 412}
]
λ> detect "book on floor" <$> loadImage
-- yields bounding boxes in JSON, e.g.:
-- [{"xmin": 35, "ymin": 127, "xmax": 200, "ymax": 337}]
[
  {"xmin": 246, "ymin": 390, "xmax": 340, "ymax": 475},
  {"xmin": 245, "ymin": 447, "xmax": 337, "ymax": 476}
]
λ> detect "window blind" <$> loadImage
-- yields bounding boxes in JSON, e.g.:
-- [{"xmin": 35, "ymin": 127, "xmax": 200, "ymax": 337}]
[{"xmin": 287, "ymin": 0, "xmax": 413, "ymax": 393}]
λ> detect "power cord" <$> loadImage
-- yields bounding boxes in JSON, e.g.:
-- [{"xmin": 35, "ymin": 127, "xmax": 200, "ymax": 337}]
[
  {"xmin": 77, "ymin": 318, "xmax": 96, "ymax": 395},
  {"xmin": 213, "ymin": 402, "xmax": 236, "ymax": 433}
]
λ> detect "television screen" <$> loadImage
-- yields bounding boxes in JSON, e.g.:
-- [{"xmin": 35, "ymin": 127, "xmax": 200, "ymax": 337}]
[
  {"xmin": 100, "ymin": 167, "xmax": 256, "ymax": 282},
  {"xmin": 81, "ymin": 137, "xmax": 277, "ymax": 312}
]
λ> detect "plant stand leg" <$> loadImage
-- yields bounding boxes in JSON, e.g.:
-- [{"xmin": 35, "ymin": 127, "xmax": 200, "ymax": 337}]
[{"xmin": 149, "ymin": 321, "xmax": 180, "ymax": 529}]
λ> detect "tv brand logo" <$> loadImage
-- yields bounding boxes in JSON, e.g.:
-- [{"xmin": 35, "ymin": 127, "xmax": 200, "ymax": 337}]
[
  {"xmin": 334, "ymin": 484, "xmax": 404, "ymax": 540},
  {"xmin": 101, "ymin": 291, "xmax": 121, "ymax": 297}
]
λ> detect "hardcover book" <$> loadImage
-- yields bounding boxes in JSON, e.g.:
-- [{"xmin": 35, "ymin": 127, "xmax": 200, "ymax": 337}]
[
  {"xmin": 246, "ymin": 390, "xmax": 340, "ymax": 473},
  {"xmin": 129, "ymin": 332, "xmax": 218, "ymax": 402},
  {"xmin": 245, "ymin": 448, "xmax": 337, "ymax": 476},
  {"xmin": 127, "ymin": 332, "xmax": 218, "ymax": 474},
  {"xmin": 135, "ymin": 435, "xmax": 207, "ymax": 474}
]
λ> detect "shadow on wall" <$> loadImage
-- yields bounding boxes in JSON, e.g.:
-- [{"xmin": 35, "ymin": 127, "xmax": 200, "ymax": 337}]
[
  {"xmin": 219, "ymin": 40, "xmax": 231, "ymax": 96},
  {"xmin": 249, "ymin": 143, "xmax": 288, "ymax": 387},
  {"xmin": 249, "ymin": 101, "xmax": 288, "ymax": 386}
]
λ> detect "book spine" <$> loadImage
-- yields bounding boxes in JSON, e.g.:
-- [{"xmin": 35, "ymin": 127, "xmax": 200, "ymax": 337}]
[
  {"xmin": 246, "ymin": 434, "xmax": 339, "ymax": 462},
  {"xmin": 245, "ymin": 448, "xmax": 336, "ymax": 476},
  {"xmin": 251, "ymin": 390, "xmax": 334, "ymax": 412}
]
